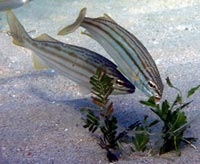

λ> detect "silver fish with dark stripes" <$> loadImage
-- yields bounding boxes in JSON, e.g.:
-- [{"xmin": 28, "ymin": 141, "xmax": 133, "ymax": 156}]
[
  {"xmin": 58, "ymin": 8, "xmax": 163, "ymax": 100},
  {"xmin": 6, "ymin": 10, "xmax": 135, "ymax": 95}
]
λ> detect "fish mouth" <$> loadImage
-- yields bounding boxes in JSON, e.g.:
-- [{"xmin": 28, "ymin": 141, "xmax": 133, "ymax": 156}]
[
  {"xmin": 124, "ymin": 81, "xmax": 136, "ymax": 94},
  {"xmin": 127, "ymin": 87, "xmax": 136, "ymax": 93},
  {"xmin": 113, "ymin": 85, "xmax": 135, "ymax": 94},
  {"xmin": 114, "ymin": 78, "xmax": 136, "ymax": 94},
  {"xmin": 154, "ymin": 95, "xmax": 161, "ymax": 102}
]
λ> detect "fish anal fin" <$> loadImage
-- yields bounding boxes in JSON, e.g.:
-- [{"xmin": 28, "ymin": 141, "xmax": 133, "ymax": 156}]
[{"xmin": 32, "ymin": 53, "xmax": 49, "ymax": 70}]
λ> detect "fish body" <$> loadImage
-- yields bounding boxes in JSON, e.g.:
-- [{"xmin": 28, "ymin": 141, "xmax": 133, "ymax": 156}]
[
  {"xmin": 6, "ymin": 10, "xmax": 135, "ymax": 95},
  {"xmin": 0, "ymin": 0, "xmax": 32, "ymax": 11},
  {"xmin": 58, "ymin": 8, "xmax": 163, "ymax": 100}
]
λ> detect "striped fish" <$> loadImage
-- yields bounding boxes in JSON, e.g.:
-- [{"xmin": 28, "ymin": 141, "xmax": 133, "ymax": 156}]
[
  {"xmin": 6, "ymin": 10, "xmax": 135, "ymax": 95},
  {"xmin": 0, "ymin": 0, "xmax": 32, "ymax": 11},
  {"xmin": 58, "ymin": 8, "xmax": 164, "ymax": 100}
]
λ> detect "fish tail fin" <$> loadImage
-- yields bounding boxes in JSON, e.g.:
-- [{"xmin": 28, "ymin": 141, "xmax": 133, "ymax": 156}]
[
  {"xmin": 6, "ymin": 10, "xmax": 30, "ymax": 47},
  {"xmin": 57, "ymin": 7, "xmax": 87, "ymax": 35}
]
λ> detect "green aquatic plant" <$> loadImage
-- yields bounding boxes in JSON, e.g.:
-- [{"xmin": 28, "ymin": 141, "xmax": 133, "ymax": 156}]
[
  {"xmin": 130, "ymin": 115, "xmax": 159, "ymax": 152},
  {"xmin": 89, "ymin": 68, "xmax": 114, "ymax": 118},
  {"xmin": 81, "ymin": 68, "xmax": 153, "ymax": 161},
  {"xmin": 140, "ymin": 77, "xmax": 199, "ymax": 155},
  {"xmin": 81, "ymin": 68, "xmax": 124, "ymax": 162},
  {"xmin": 81, "ymin": 68, "xmax": 199, "ymax": 162}
]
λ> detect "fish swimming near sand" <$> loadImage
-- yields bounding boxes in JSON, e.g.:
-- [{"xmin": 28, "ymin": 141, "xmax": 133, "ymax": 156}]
[
  {"xmin": 58, "ymin": 8, "xmax": 163, "ymax": 100},
  {"xmin": 0, "ymin": 0, "xmax": 32, "ymax": 11},
  {"xmin": 6, "ymin": 10, "xmax": 135, "ymax": 95}
]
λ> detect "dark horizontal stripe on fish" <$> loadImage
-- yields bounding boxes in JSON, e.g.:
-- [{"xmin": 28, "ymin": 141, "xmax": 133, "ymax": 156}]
[
  {"xmin": 36, "ymin": 49, "xmax": 127, "ymax": 92},
  {"xmin": 111, "ymin": 22, "xmax": 158, "ymax": 69},
  {"xmin": 82, "ymin": 22, "xmax": 135, "ymax": 76},
  {"xmin": 114, "ymin": 23, "xmax": 160, "ymax": 82},
  {"xmin": 31, "ymin": 41, "xmax": 96, "ymax": 79},
  {"xmin": 34, "ymin": 41, "xmax": 107, "ymax": 72},
  {"xmin": 38, "ymin": 49, "xmax": 93, "ymax": 81},
  {"xmin": 97, "ymin": 19, "xmax": 163, "ymax": 89},
  {"xmin": 37, "ymin": 40, "xmax": 119, "ymax": 75},
  {"xmin": 91, "ymin": 18, "xmax": 159, "ymax": 85},
  {"xmin": 31, "ymin": 40, "xmax": 131, "ymax": 90},
  {"xmin": 83, "ymin": 19, "xmax": 151, "ymax": 83},
  {"xmin": 38, "ymin": 54, "xmax": 90, "ymax": 83},
  {"xmin": 82, "ymin": 20, "xmax": 148, "ymax": 91},
  {"xmin": 115, "ymin": 28, "xmax": 163, "ymax": 91}
]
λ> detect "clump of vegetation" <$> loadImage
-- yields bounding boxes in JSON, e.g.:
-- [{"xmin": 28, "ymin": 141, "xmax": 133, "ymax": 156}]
[
  {"xmin": 140, "ymin": 77, "xmax": 199, "ymax": 155},
  {"xmin": 81, "ymin": 68, "xmax": 125, "ymax": 162},
  {"xmin": 129, "ymin": 115, "xmax": 159, "ymax": 152},
  {"xmin": 81, "ymin": 68, "xmax": 199, "ymax": 162}
]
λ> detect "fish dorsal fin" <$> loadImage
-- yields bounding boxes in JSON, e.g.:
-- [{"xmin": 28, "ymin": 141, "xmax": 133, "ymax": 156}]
[
  {"xmin": 32, "ymin": 53, "xmax": 49, "ymax": 70},
  {"xmin": 58, "ymin": 7, "xmax": 87, "ymax": 35},
  {"xmin": 97, "ymin": 13, "xmax": 117, "ymax": 23},
  {"xmin": 34, "ymin": 33, "xmax": 58, "ymax": 42}
]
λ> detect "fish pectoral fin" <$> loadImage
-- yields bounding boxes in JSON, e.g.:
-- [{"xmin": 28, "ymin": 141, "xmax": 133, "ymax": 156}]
[
  {"xmin": 12, "ymin": 38, "xmax": 24, "ymax": 46},
  {"xmin": 34, "ymin": 33, "xmax": 58, "ymax": 42},
  {"xmin": 32, "ymin": 53, "xmax": 49, "ymax": 70},
  {"xmin": 80, "ymin": 30, "xmax": 93, "ymax": 38},
  {"xmin": 57, "ymin": 7, "xmax": 87, "ymax": 35}
]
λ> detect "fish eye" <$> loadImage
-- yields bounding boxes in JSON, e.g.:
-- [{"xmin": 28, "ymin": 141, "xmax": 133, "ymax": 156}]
[
  {"xmin": 116, "ymin": 79, "xmax": 124, "ymax": 87},
  {"xmin": 148, "ymin": 80, "xmax": 157, "ymax": 89}
]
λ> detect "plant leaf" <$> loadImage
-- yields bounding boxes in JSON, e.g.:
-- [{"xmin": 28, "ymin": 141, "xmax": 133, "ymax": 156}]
[
  {"xmin": 187, "ymin": 85, "xmax": 200, "ymax": 98},
  {"xmin": 140, "ymin": 96, "xmax": 158, "ymax": 108},
  {"xmin": 166, "ymin": 77, "xmax": 174, "ymax": 88},
  {"xmin": 127, "ymin": 121, "xmax": 141, "ymax": 130},
  {"xmin": 166, "ymin": 77, "xmax": 182, "ymax": 94},
  {"xmin": 148, "ymin": 119, "xmax": 159, "ymax": 127},
  {"xmin": 180, "ymin": 100, "xmax": 193, "ymax": 110}
]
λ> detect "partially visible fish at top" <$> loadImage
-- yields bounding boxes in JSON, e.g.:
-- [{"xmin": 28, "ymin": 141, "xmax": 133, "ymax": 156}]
[
  {"xmin": 0, "ymin": 0, "xmax": 32, "ymax": 11},
  {"xmin": 58, "ymin": 8, "xmax": 164, "ymax": 101},
  {"xmin": 6, "ymin": 10, "xmax": 135, "ymax": 95}
]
